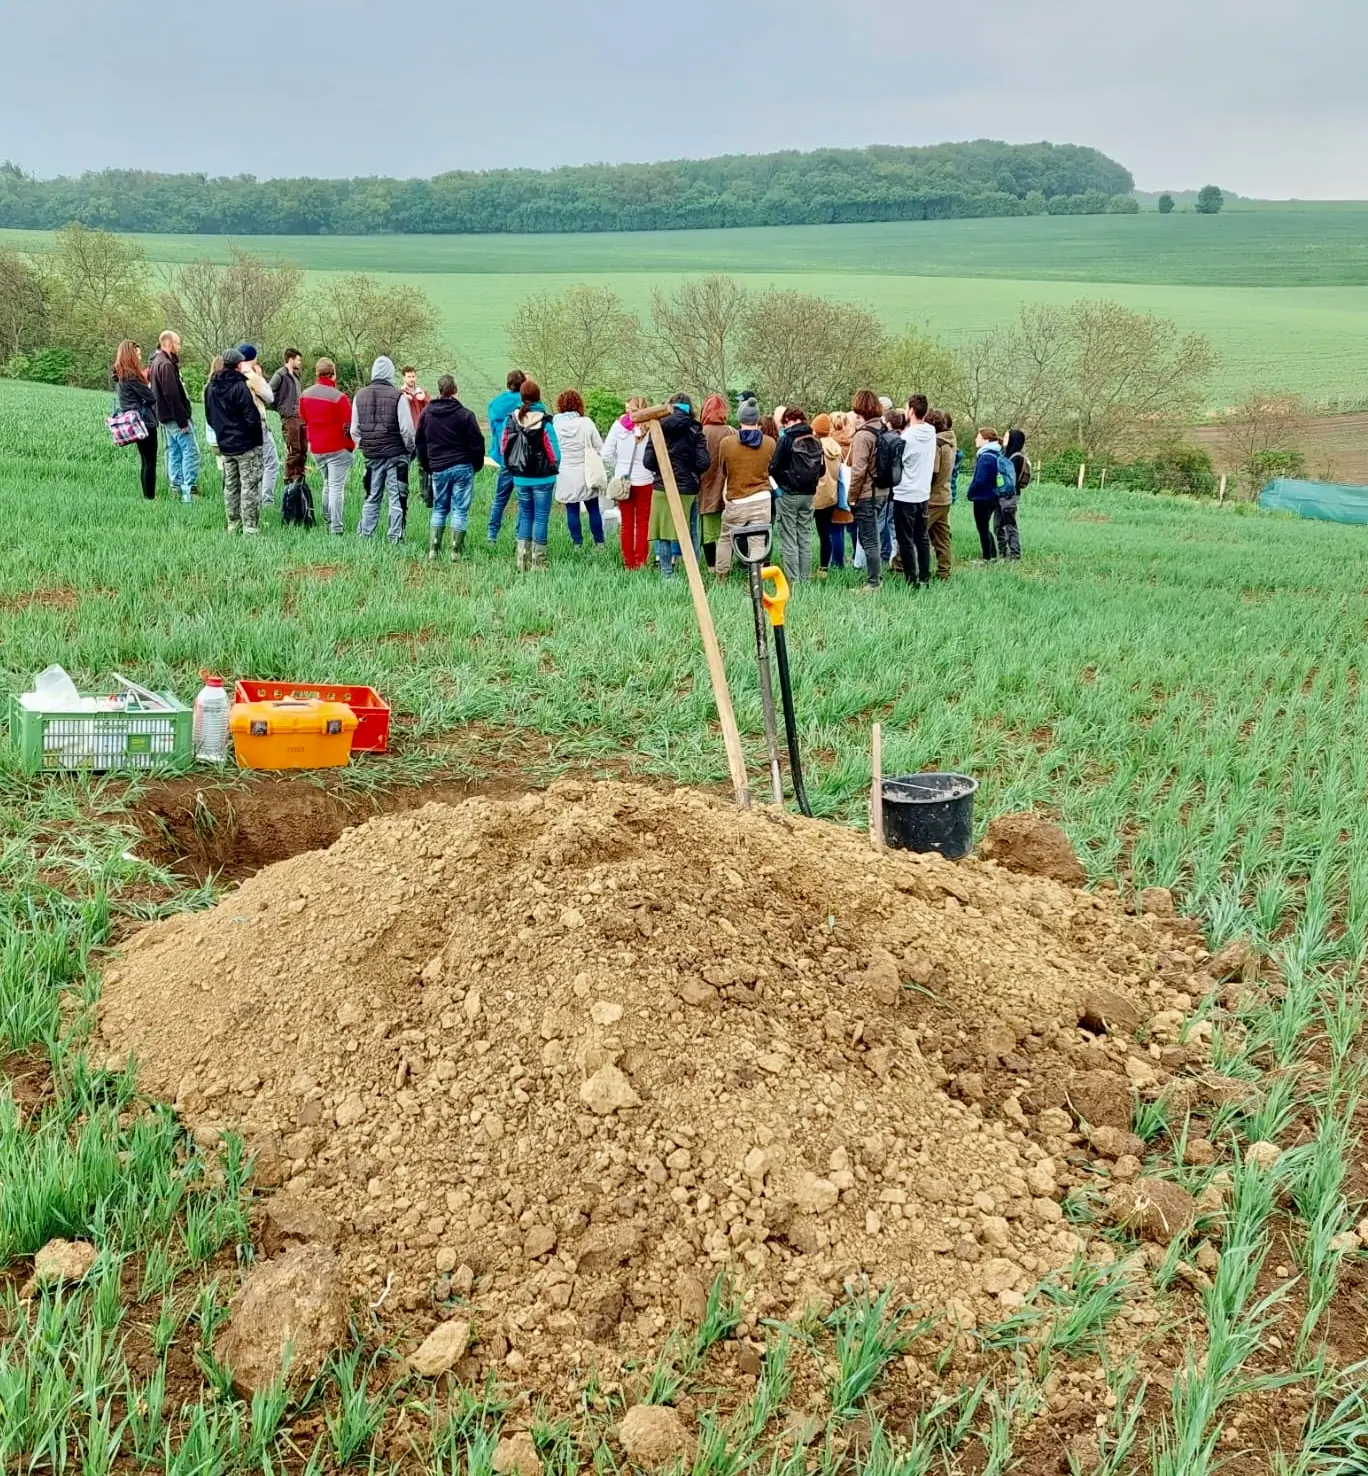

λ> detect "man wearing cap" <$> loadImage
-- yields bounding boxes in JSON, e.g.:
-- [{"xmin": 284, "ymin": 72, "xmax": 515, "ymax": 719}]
[
  {"xmin": 713, "ymin": 396, "xmax": 775, "ymax": 578},
  {"xmin": 351, "ymin": 355, "xmax": 417, "ymax": 543},
  {"xmin": 236, "ymin": 344, "xmax": 279, "ymax": 508},
  {"xmin": 204, "ymin": 349, "xmax": 266, "ymax": 534}
]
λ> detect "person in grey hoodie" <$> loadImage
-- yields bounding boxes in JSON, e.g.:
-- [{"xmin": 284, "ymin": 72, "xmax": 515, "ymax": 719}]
[
  {"xmin": 893, "ymin": 394, "xmax": 937, "ymax": 585},
  {"xmin": 351, "ymin": 356, "xmax": 417, "ymax": 542}
]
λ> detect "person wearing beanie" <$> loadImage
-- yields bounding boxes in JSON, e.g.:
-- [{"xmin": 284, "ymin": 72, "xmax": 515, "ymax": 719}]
[
  {"xmin": 642, "ymin": 393, "xmax": 710, "ymax": 579},
  {"xmin": 769, "ymin": 405, "xmax": 824, "ymax": 583},
  {"xmin": 697, "ymin": 394, "xmax": 735, "ymax": 572},
  {"xmin": 204, "ymin": 347, "xmax": 266, "ymax": 533},
  {"xmin": 235, "ymin": 344, "xmax": 280, "ymax": 509},
  {"xmin": 713, "ymin": 396, "xmax": 775, "ymax": 578},
  {"xmin": 998, "ymin": 427, "xmax": 1029, "ymax": 560},
  {"xmin": 811, "ymin": 413, "xmax": 845, "ymax": 577},
  {"xmin": 351, "ymin": 355, "xmax": 417, "ymax": 543}
]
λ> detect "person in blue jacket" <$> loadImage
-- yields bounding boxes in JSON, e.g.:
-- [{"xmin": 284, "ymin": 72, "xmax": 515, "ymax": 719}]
[
  {"xmin": 967, "ymin": 427, "xmax": 1006, "ymax": 561},
  {"xmin": 500, "ymin": 377, "xmax": 561, "ymax": 571},
  {"xmin": 486, "ymin": 368, "xmax": 526, "ymax": 544}
]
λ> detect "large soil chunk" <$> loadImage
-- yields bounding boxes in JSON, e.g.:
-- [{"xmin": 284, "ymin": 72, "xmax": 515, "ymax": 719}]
[
  {"xmin": 979, "ymin": 812, "xmax": 1086, "ymax": 886},
  {"xmin": 213, "ymin": 1245, "xmax": 349, "ymax": 1396}
]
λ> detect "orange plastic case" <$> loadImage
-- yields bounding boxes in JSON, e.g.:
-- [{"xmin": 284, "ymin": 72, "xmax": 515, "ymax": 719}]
[{"xmin": 229, "ymin": 699, "xmax": 358, "ymax": 771}]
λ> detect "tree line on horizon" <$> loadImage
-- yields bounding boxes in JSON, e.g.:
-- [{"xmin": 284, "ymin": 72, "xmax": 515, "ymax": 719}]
[{"xmin": 0, "ymin": 141, "xmax": 1136, "ymax": 236}]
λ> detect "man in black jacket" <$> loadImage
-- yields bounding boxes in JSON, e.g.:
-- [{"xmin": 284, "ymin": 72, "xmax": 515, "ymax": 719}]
[
  {"xmin": 416, "ymin": 375, "xmax": 486, "ymax": 562},
  {"xmin": 149, "ymin": 331, "xmax": 200, "ymax": 503},
  {"xmin": 351, "ymin": 355, "xmax": 416, "ymax": 542},
  {"xmin": 642, "ymin": 394, "xmax": 711, "ymax": 578},
  {"xmin": 268, "ymin": 348, "xmax": 307, "ymax": 491},
  {"xmin": 204, "ymin": 349, "xmax": 266, "ymax": 534}
]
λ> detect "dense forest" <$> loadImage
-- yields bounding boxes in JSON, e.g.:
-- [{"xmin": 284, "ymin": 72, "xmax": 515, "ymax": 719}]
[{"xmin": 0, "ymin": 141, "xmax": 1135, "ymax": 236}]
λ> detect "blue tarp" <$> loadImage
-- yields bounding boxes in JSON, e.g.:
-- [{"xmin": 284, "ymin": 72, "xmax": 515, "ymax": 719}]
[{"xmin": 1258, "ymin": 478, "xmax": 1368, "ymax": 525}]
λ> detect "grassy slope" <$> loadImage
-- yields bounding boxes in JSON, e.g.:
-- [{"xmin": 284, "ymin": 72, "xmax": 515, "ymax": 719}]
[
  {"xmin": 5, "ymin": 378, "xmax": 1368, "ymax": 1468},
  {"xmin": 8, "ymin": 208, "xmax": 1368, "ymax": 405}
]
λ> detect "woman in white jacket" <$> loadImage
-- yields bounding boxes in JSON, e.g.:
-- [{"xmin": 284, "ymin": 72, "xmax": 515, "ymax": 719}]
[
  {"xmin": 552, "ymin": 389, "xmax": 606, "ymax": 549},
  {"xmin": 601, "ymin": 396, "xmax": 654, "ymax": 569}
]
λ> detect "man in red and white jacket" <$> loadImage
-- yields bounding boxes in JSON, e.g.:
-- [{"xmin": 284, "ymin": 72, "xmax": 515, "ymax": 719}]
[{"xmin": 299, "ymin": 359, "xmax": 354, "ymax": 535}]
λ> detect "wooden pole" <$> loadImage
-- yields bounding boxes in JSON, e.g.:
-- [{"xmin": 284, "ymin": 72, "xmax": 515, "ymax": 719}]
[
  {"xmin": 1100, "ymin": 466, "xmax": 1108, "ymax": 490},
  {"xmin": 1218, "ymin": 474, "xmax": 1227, "ymax": 503},
  {"xmin": 1076, "ymin": 462, "xmax": 1086, "ymax": 490},
  {"xmin": 640, "ymin": 412, "xmax": 750, "ymax": 809},
  {"xmin": 869, "ymin": 722, "xmax": 884, "ymax": 851}
]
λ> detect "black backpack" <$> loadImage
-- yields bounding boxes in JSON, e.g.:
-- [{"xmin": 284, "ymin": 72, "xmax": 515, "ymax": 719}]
[
  {"xmin": 281, "ymin": 479, "xmax": 315, "ymax": 528},
  {"xmin": 784, "ymin": 431, "xmax": 825, "ymax": 495},
  {"xmin": 503, "ymin": 414, "xmax": 558, "ymax": 480},
  {"xmin": 874, "ymin": 429, "xmax": 905, "ymax": 491},
  {"xmin": 1016, "ymin": 454, "xmax": 1033, "ymax": 492}
]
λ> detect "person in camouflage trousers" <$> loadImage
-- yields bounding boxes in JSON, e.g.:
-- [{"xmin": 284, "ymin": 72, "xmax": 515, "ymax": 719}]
[{"xmin": 204, "ymin": 349, "xmax": 267, "ymax": 534}]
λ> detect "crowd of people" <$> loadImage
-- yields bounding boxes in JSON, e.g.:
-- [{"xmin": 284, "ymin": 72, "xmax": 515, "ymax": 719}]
[{"xmin": 111, "ymin": 339, "xmax": 1032, "ymax": 579}]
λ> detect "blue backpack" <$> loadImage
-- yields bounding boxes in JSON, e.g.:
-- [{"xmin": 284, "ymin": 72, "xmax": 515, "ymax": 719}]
[{"xmin": 994, "ymin": 451, "xmax": 1018, "ymax": 496}]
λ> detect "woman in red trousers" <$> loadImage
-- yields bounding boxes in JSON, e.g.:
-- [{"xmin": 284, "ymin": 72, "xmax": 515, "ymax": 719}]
[{"xmin": 601, "ymin": 396, "xmax": 654, "ymax": 569}]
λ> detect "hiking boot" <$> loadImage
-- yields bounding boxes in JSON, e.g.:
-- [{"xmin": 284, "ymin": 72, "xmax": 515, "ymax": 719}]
[
  {"xmin": 530, "ymin": 542, "xmax": 549, "ymax": 570},
  {"xmin": 427, "ymin": 527, "xmax": 444, "ymax": 562},
  {"xmin": 450, "ymin": 529, "xmax": 466, "ymax": 562},
  {"xmin": 243, "ymin": 525, "xmax": 261, "ymax": 537},
  {"xmin": 227, "ymin": 519, "xmax": 242, "ymax": 535},
  {"xmin": 515, "ymin": 539, "xmax": 531, "ymax": 572}
]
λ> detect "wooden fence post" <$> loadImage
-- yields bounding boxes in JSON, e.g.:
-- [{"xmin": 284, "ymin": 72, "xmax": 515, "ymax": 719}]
[
  {"xmin": 1077, "ymin": 462, "xmax": 1086, "ymax": 490},
  {"xmin": 1218, "ymin": 474, "xmax": 1227, "ymax": 503}
]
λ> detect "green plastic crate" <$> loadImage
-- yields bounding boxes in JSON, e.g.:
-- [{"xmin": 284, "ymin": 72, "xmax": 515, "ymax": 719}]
[{"xmin": 7, "ymin": 692, "xmax": 193, "ymax": 774}]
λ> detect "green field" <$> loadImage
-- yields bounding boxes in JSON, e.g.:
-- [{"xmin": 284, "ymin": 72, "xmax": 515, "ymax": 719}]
[
  {"xmin": 7, "ymin": 207, "xmax": 1368, "ymax": 407},
  {"xmin": 6, "ymin": 378, "xmax": 1368, "ymax": 1469}
]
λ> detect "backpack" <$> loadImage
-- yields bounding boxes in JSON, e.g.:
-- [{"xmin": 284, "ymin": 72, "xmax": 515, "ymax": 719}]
[
  {"xmin": 1016, "ymin": 454, "xmax": 1033, "ymax": 492},
  {"xmin": 994, "ymin": 452, "xmax": 1018, "ymax": 497},
  {"xmin": 874, "ymin": 429, "xmax": 905, "ymax": 490},
  {"xmin": 281, "ymin": 479, "xmax": 316, "ymax": 528},
  {"xmin": 784, "ymin": 431, "xmax": 825, "ymax": 494},
  {"xmin": 504, "ymin": 414, "xmax": 558, "ymax": 480}
]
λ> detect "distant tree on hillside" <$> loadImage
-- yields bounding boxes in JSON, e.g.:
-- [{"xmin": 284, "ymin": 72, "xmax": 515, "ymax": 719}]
[
  {"xmin": 507, "ymin": 285, "xmax": 641, "ymax": 399},
  {"xmin": 738, "ymin": 290, "xmax": 888, "ymax": 411},
  {"xmin": 1158, "ymin": 193, "xmax": 1175, "ymax": 214},
  {"xmin": 158, "ymin": 248, "xmax": 304, "ymax": 367},
  {"xmin": 1196, "ymin": 185, "xmax": 1225, "ymax": 215},
  {"xmin": 645, "ymin": 275, "xmax": 750, "ymax": 402},
  {"xmin": 1218, "ymin": 392, "xmax": 1309, "ymax": 495}
]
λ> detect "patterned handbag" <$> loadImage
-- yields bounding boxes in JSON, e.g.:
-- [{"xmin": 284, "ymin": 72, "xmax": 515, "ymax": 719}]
[{"xmin": 107, "ymin": 409, "xmax": 148, "ymax": 445}]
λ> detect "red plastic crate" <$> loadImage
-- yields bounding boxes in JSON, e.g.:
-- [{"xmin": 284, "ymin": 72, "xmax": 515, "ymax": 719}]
[{"xmin": 232, "ymin": 681, "xmax": 391, "ymax": 753}]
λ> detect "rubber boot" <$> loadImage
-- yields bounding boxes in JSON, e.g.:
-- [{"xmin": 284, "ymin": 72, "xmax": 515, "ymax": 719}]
[
  {"xmin": 427, "ymin": 526, "xmax": 444, "ymax": 562},
  {"xmin": 530, "ymin": 542, "xmax": 549, "ymax": 570},
  {"xmin": 515, "ymin": 538, "xmax": 531, "ymax": 572},
  {"xmin": 450, "ymin": 528, "xmax": 465, "ymax": 563}
]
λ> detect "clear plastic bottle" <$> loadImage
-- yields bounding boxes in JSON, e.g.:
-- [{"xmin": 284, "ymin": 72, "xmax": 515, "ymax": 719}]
[{"xmin": 193, "ymin": 675, "xmax": 231, "ymax": 763}]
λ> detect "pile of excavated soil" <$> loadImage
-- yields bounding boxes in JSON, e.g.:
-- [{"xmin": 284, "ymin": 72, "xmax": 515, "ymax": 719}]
[{"xmin": 99, "ymin": 783, "xmax": 1213, "ymax": 1386}]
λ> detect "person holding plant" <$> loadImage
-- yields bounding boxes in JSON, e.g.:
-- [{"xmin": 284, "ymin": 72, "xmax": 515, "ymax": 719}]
[
  {"xmin": 112, "ymin": 341, "xmax": 159, "ymax": 500},
  {"xmin": 502, "ymin": 377, "xmax": 561, "ymax": 571},
  {"xmin": 552, "ymin": 389, "xmax": 607, "ymax": 550}
]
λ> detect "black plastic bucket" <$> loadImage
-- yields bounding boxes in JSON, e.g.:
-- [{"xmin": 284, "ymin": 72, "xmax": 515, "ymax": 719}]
[{"xmin": 882, "ymin": 773, "xmax": 978, "ymax": 860}]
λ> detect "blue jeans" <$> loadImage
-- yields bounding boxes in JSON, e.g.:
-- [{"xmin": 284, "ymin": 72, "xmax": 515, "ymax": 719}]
[
  {"xmin": 359, "ymin": 456, "xmax": 408, "ymax": 541},
  {"xmin": 430, "ymin": 464, "xmax": 476, "ymax": 532},
  {"xmin": 488, "ymin": 467, "xmax": 515, "ymax": 541},
  {"xmin": 515, "ymin": 482, "xmax": 554, "ymax": 543},
  {"xmin": 566, "ymin": 498, "xmax": 604, "ymax": 545},
  {"xmin": 164, "ymin": 423, "xmax": 201, "ymax": 496}
]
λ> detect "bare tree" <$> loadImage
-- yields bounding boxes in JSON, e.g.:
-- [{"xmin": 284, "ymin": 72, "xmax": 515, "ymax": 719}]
[
  {"xmin": 41, "ymin": 223, "xmax": 153, "ymax": 355},
  {"xmin": 879, "ymin": 326, "xmax": 971, "ymax": 414},
  {"xmin": 738, "ymin": 290, "xmax": 888, "ymax": 411},
  {"xmin": 505, "ymin": 284, "xmax": 641, "ymax": 400},
  {"xmin": 966, "ymin": 300, "xmax": 1218, "ymax": 457},
  {"xmin": 0, "ymin": 249, "xmax": 48, "ymax": 359},
  {"xmin": 1217, "ymin": 392, "xmax": 1310, "ymax": 496},
  {"xmin": 307, "ymin": 273, "xmax": 439, "ymax": 389},
  {"xmin": 645, "ymin": 274, "xmax": 750, "ymax": 401},
  {"xmin": 159, "ymin": 248, "xmax": 304, "ymax": 366}
]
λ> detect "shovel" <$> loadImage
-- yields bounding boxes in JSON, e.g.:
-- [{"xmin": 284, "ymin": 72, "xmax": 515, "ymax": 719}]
[
  {"xmin": 731, "ymin": 522, "xmax": 785, "ymax": 807},
  {"xmin": 758, "ymin": 565, "xmax": 813, "ymax": 817}
]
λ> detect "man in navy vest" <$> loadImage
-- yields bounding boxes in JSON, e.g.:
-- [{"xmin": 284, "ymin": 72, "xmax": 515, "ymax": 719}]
[{"xmin": 351, "ymin": 356, "xmax": 416, "ymax": 542}]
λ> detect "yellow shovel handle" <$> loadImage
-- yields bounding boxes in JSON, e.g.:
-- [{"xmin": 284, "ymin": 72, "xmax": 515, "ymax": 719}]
[{"xmin": 760, "ymin": 566, "xmax": 789, "ymax": 628}]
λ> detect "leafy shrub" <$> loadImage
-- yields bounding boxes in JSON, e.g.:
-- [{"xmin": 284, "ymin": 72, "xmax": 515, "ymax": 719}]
[
  {"xmin": 24, "ymin": 348, "xmax": 77, "ymax": 386},
  {"xmin": 1158, "ymin": 194, "xmax": 1175, "ymax": 214},
  {"xmin": 1040, "ymin": 447, "xmax": 1085, "ymax": 485},
  {"xmin": 584, "ymin": 387, "xmax": 626, "ymax": 434},
  {"xmin": 1249, "ymin": 448, "xmax": 1307, "ymax": 484}
]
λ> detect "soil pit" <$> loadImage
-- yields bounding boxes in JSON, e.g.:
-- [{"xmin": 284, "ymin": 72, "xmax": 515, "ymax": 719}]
[{"xmin": 100, "ymin": 782, "xmax": 1209, "ymax": 1389}]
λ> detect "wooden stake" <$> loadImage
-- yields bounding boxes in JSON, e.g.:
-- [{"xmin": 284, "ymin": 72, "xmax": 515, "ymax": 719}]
[
  {"xmin": 1218, "ymin": 473, "xmax": 1227, "ymax": 503},
  {"xmin": 644, "ymin": 416, "xmax": 750, "ymax": 810},
  {"xmin": 1077, "ymin": 462, "xmax": 1086, "ymax": 490},
  {"xmin": 1100, "ymin": 466, "xmax": 1108, "ymax": 490},
  {"xmin": 869, "ymin": 722, "xmax": 884, "ymax": 851}
]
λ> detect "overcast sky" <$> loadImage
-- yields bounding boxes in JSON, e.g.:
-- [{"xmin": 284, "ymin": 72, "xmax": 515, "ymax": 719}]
[{"xmin": 4, "ymin": 0, "xmax": 1366, "ymax": 198}]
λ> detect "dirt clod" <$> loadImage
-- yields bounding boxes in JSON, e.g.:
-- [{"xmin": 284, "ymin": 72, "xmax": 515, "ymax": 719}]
[
  {"xmin": 409, "ymin": 1318, "xmax": 471, "ymax": 1377},
  {"xmin": 618, "ymin": 1405, "xmax": 691, "ymax": 1468},
  {"xmin": 979, "ymin": 812, "xmax": 1086, "ymax": 886},
  {"xmin": 213, "ymin": 1245, "xmax": 348, "ymax": 1396},
  {"xmin": 1209, "ymin": 938, "xmax": 1256, "ymax": 980},
  {"xmin": 1067, "ymin": 1070, "xmax": 1134, "ymax": 1130},
  {"xmin": 22, "ymin": 1239, "xmax": 96, "ymax": 1296},
  {"xmin": 492, "ymin": 1432, "xmax": 542, "ymax": 1476},
  {"xmin": 1106, "ymin": 1178, "xmax": 1199, "ymax": 1243}
]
